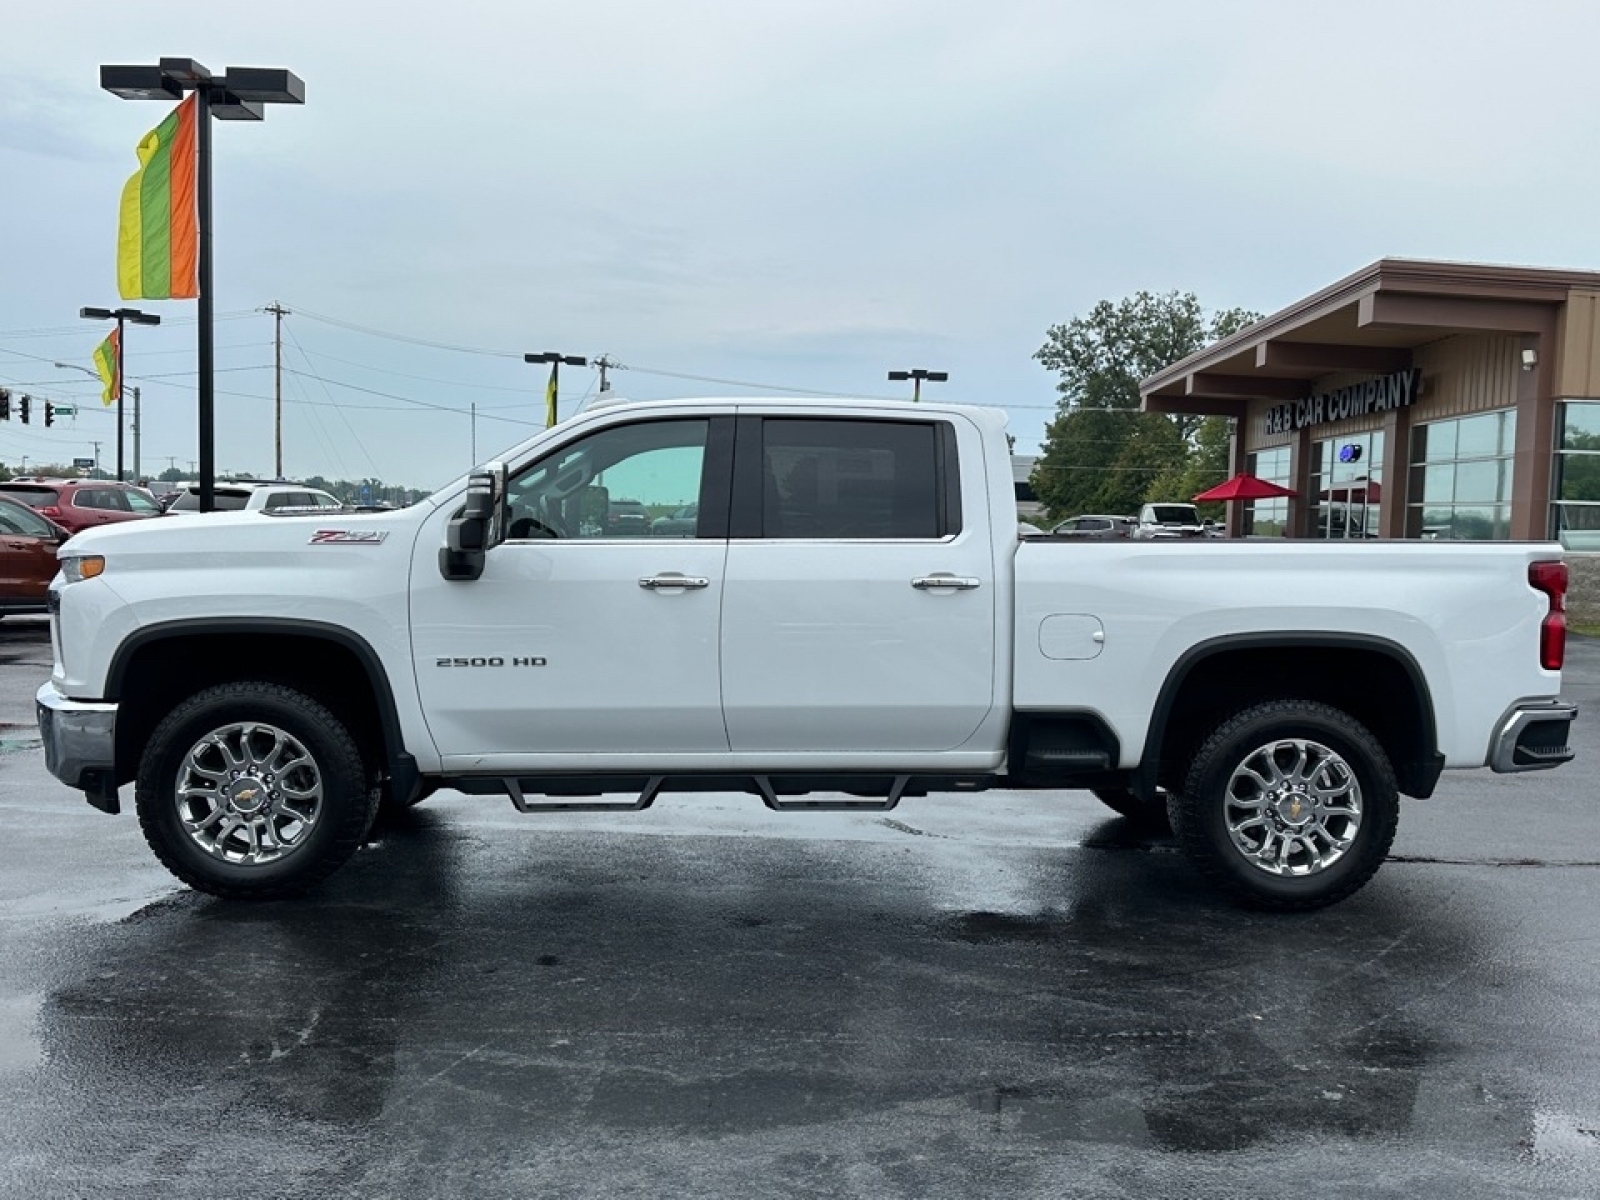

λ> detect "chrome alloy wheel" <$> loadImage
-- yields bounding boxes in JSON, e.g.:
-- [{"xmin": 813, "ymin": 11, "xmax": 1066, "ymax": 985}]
[
  {"xmin": 1223, "ymin": 738, "xmax": 1363, "ymax": 877},
  {"xmin": 174, "ymin": 722, "xmax": 324, "ymax": 865}
]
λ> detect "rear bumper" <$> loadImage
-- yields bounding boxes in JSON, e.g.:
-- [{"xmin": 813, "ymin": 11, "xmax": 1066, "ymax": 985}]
[
  {"xmin": 1489, "ymin": 701, "xmax": 1578, "ymax": 773},
  {"xmin": 35, "ymin": 682, "xmax": 121, "ymax": 813}
]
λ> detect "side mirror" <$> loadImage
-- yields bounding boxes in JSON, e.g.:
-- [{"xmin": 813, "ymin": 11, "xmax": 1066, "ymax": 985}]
[{"xmin": 439, "ymin": 462, "xmax": 505, "ymax": 581}]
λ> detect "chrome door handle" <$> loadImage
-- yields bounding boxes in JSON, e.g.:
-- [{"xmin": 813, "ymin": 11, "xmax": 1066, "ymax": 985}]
[
  {"xmin": 639, "ymin": 574, "xmax": 710, "ymax": 590},
  {"xmin": 912, "ymin": 575, "xmax": 981, "ymax": 590}
]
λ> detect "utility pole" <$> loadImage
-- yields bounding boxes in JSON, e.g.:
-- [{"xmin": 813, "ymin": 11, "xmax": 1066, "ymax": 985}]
[
  {"xmin": 264, "ymin": 303, "xmax": 289, "ymax": 478},
  {"xmin": 131, "ymin": 386, "xmax": 142, "ymax": 483},
  {"xmin": 471, "ymin": 402, "xmax": 477, "ymax": 464},
  {"xmin": 593, "ymin": 354, "xmax": 619, "ymax": 393},
  {"xmin": 90, "ymin": 442, "xmax": 102, "ymax": 476}
]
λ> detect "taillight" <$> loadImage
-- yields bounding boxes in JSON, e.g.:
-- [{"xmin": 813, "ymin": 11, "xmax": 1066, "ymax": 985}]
[
  {"xmin": 1529, "ymin": 560, "xmax": 1567, "ymax": 671},
  {"xmin": 40, "ymin": 505, "xmax": 63, "ymax": 520}
]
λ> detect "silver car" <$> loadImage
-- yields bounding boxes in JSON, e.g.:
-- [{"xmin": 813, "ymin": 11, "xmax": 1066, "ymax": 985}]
[{"xmin": 1051, "ymin": 514, "xmax": 1135, "ymax": 540}]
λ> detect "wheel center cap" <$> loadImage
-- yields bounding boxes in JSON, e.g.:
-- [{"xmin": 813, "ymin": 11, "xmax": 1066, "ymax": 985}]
[
  {"xmin": 1273, "ymin": 789, "xmax": 1313, "ymax": 827},
  {"xmin": 227, "ymin": 778, "xmax": 269, "ymax": 814}
]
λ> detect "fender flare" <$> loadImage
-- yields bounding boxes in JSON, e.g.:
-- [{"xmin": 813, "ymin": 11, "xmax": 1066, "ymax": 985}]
[
  {"xmin": 105, "ymin": 617, "xmax": 420, "ymax": 803},
  {"xmin": 1136, "ymin": 631, "xmax": 1442, "ymax": 799}
]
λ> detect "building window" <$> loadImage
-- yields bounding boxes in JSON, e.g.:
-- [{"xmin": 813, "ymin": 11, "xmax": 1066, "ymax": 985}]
[
  {"xmin": 1405, "ymin": 410, "xmax": 1516, "ymax": 540},
  {"xmin": 1245, "ymin": 445, "xmax": 1291, "ymax": 536},
  {"xmin": 1311, "ymin": 431, "xmax": 1384, "ymax": 539},
  {"xmin": 1552, "ymin": 401, "xmax": 1600, "ymax": 551}
]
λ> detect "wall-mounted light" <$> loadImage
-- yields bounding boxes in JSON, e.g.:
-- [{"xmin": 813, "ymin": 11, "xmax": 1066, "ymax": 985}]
[{"xmin": 1522, "ymin": 348, "xmax": 1539, "ymax": 371}]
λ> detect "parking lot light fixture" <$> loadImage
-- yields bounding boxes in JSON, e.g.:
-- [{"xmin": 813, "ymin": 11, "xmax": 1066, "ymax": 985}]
[
  {"xmin": 887, "ymin": 368, "xmax": 948, "ymax": 403},
  {"xmin": 525, "ymin": 352, "xmax": 589, "ymax": 427},
  {"xmin": 79, "ymin": 307, "xmax": 160, "ymax": 482},
  {"xmin": 100, "ymin": 57, "xmax": 304, "ymax": 511}
]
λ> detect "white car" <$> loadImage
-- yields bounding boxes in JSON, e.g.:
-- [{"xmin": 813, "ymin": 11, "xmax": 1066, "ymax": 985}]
[
  {"xmin": 165, "ymin": 482, "xmax": 346, "ymax": 514},
  {"xmin": 1133, "ymin": 502, "xmax": 1206, "ymax": 539}
]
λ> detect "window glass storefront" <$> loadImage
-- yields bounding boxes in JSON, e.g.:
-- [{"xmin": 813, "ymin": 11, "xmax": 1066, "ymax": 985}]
[
  {"xmin": 1311, "ymin": 431, "xmax": 1383, "ymax": 539},
  {"xmin": 1405, "ymin": 411, "xmax": 1516, "ymax": 540},
  {"xmin": 1244, "ymin": 445, "xmax": 1291, "ymax": 536},
  {"xmin": 1552, "ymin": 401, "xmax": 1600, "ymax": 550}
]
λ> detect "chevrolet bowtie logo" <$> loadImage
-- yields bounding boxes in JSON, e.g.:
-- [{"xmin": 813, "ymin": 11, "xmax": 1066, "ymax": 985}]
[
  {"xmin": 236, "ymin": 788, "xmax": 259, "ymax": 803},
  {"xmin": 1289, "ymin": 798, "xmax": 1303, "ymax": 820}
]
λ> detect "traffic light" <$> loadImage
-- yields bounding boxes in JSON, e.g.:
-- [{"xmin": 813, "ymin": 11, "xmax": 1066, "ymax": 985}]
[
  {"xmin": 18, "ymin": 394, "xmax": 30, "ymax": 424},
  {"xmin": 44, "ymin": 401, "xmax": 55, "ymax": 428},
  {"xmin": 0, "ymin": 388, "xmax": 9, "ymax": 421}
]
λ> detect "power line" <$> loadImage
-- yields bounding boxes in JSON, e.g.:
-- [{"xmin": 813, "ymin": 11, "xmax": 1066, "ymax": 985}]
[{"xmin": 291, "ymin": 307, "xmax": 521, "ymax": 358}]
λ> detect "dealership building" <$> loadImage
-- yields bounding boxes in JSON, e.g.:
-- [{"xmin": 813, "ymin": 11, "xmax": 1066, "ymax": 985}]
[{"xmin": 1140, "ymin": 258, "xmax": 1600, "ymax": 616}]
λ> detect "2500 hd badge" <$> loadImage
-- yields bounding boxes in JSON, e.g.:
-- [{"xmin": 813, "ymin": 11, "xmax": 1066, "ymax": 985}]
[{"xmin": 435, "ymin": 656, "xmax": 547, "ymax": 667}]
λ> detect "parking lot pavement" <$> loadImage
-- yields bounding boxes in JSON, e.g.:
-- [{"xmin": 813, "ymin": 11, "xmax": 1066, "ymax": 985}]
[{"xmin": 1, "ymin": 619, "xmax": 1597, "ymax": 1199}]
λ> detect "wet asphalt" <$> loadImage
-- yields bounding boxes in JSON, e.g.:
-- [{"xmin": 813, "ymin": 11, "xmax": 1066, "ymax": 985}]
[{"xmin": 1, "ymin": 616, "xmax": 1597, "ymax": 1199}]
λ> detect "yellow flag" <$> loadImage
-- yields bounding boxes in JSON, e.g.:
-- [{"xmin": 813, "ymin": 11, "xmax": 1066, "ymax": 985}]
[{"xmin": 92, "ymin": 330, "xmax": 120, "ymax": 406}]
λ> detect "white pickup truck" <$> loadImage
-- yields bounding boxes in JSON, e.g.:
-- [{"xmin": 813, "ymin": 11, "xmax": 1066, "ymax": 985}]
[{"xmin": 35, "ymin": 397, "xmax": 1578, "ymax": 910}]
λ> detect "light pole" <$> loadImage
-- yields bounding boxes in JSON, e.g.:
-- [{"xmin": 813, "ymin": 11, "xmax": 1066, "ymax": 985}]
[
  {"xmin": 887, "ymin": 368, "xmax": 948, "ymax": 403},
  {"xmin": 100, "ymin": 58, "xmax": 304, "ymax": 511},
  {"xmin": 78, "ymin": 307, "xmax": 158, "ymax": 481},
  {"xmin": 524, "ymin": 352, "xmax": 588, "ymax": 427}
]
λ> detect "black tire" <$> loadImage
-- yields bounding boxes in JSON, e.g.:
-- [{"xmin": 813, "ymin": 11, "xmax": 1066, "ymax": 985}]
[
  {"xmin": 135, "ymin": 682, "xmax": 379, "ymax": 899},
  {"xmin": 1091, "ymin": 787, "xmax": 1170, "ymax": 828},
  {"xmin": 1167, "ymin": 700, "xmax": 1399, "ymax": 912}
]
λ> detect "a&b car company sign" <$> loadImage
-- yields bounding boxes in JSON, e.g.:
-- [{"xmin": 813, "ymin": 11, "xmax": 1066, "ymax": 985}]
[{"xmin": 1264, "ymin": 367, "xmax": 1421, "ymax": 435}]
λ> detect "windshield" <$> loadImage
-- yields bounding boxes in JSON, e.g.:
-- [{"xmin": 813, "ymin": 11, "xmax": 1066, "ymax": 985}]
[
  {"xmin": 169, "ymin": 490, "xmax": 251, "ymax": 512},
  {"xmin": 125, "ymin": 491, "xmax": 163, "ymax": 515},
  {"xmin": 1149, "ymin": 506, "xmax": 1200, "ymax": 524},
  {"xmin": 0, "ymin": 485, "xmax": 58, "ymax": 508}
]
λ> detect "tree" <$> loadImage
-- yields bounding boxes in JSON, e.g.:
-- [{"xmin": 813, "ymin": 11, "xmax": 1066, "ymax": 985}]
[
  {"xmin": 1032, "ymin": 292, "xmax": 1260, "ymax": 518},
  {"xmin": 1145, "ymin": 415, "xmax": 1236, "ymax": 519}
]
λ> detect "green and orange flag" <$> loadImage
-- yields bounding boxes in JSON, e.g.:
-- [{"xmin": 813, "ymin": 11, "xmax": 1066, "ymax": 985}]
[
  {"xmin": 117, "ymin": 93, "xmax": 198, "ymax": 300},
  {"xmin": 92, "ymin": 328, "xmax": 120, "ymax": 407}
]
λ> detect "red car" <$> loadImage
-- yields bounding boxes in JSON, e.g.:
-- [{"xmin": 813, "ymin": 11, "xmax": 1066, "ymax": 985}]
[
  {"xmin": 0, "ymin": 494, "xmax": 67, "ymax": 617},
  {"xmin": 0, "ymin": 479, "xmax": 163, "ymax": 536}
]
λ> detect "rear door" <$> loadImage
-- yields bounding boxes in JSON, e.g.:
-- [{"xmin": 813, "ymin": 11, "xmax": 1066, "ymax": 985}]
[
  {"xmin": 719, "ymin": 414, "xmax": 997, "ymax": 754},
  {"xmin": 0, "ymin": 501, "xmax": 58, "ymax": 605}
]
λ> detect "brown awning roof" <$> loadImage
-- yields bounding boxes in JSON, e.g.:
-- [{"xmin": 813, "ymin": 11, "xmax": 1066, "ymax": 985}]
[{"xmin": 1140, "ymin": 258, "xmax": 1600, "ymax": 416}]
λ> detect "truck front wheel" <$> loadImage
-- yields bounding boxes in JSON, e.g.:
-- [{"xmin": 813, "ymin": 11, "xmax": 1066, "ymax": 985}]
[
  {"xmin": 1167, "ymin": 700, "xmax": 1399, "ymax": 911},
  {"xmin": 135, "ymin": 683, "xmax": 378, "ymax": 899}
]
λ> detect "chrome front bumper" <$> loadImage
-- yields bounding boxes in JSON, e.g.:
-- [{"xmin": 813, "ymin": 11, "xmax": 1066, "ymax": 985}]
[
  {"xmin": 1489, "ymin": 701, "xmax": 1578, "ymax": 773},
  {"xmin": 35, "ymin": 682, "xmax": 121, "ymax": 813}
]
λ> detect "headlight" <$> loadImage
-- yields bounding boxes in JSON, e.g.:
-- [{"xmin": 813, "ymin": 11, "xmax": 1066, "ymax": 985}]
[{"xmin": 59, "ymin": 555, "xmax": 105, "ymax": 583}]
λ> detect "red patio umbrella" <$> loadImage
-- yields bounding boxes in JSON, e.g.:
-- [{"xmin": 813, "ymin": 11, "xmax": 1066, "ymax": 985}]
[{"xmin": 1193, "ymin": 473, "xmax": 1298, "ymax": 502}]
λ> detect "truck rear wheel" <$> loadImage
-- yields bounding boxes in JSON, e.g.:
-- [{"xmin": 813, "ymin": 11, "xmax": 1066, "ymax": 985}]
[
  {"xmin": 1167, "ymin": 700, "xmax": 1398, "ymax": 911},
  {"xmin": 135, "ymin": 682, "xmax": 378, "ymax": 899}
]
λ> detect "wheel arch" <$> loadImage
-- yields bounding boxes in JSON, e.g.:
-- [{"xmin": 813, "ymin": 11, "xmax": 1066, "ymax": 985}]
[
  {"xmin": 1139, "ymin": 632, "xmax": 1443, "ymax": 801},
  {"xmin": 106, "ymin": 618, "xmax": 418, "ymax": 801}
]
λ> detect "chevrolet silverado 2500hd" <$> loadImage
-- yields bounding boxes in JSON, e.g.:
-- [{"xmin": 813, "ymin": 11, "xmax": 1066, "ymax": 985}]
[{"xmin": 35, "ymin": 397, "xmax": 1578, "ymax": 909}]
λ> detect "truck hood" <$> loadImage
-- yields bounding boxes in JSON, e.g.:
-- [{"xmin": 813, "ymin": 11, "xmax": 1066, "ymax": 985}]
[{"xmin": 62, "ymin": 505, "xmax": 431, "ymax": 560}]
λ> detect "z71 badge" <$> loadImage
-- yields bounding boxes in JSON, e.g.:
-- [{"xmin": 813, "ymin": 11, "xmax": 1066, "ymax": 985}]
[{"xmin": 309, "ymin": 529, "xmax": 389, "ymax": 544}]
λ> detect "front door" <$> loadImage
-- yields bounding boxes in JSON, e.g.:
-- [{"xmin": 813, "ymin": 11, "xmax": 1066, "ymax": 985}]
[
  {"xmin": 410, "ymin": 416, "xmax": 734, "ymax": 764},
  {"xmin": 720, "ymin": 414, "xmax": 998, "ymax": 754}
]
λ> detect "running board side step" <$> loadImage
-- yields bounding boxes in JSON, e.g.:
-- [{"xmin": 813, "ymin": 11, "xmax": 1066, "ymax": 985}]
[
  {"xmin": 485, "ymin": 772, "xmax": 983, "ymax": 813},
  {"xmin": 505, "ymin": 776, "xmax": 667, "ymax": 813},
  {"xmin": 753, "ymin": 775, "xmax": 911, "ymax": 812}
]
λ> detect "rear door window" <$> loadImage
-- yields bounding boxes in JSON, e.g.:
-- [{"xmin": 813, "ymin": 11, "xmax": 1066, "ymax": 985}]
[{"xmin": 745, "ymin": 418, "xmax": 957, "ymax": 540}]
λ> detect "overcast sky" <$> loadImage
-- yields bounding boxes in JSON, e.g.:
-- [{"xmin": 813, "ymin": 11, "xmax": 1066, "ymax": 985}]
[{"xmin": 4, "ymin": 0, "xmax": 1600, "ymax": 490}]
